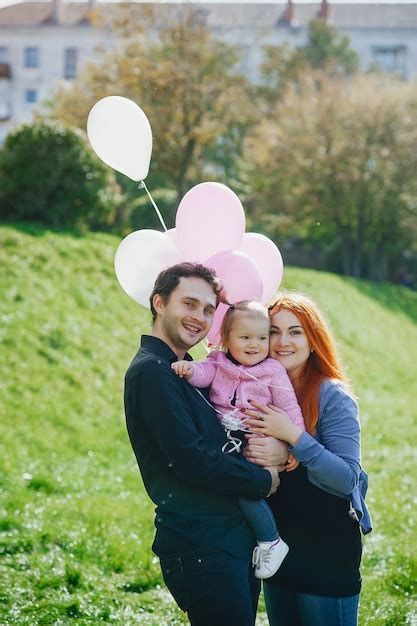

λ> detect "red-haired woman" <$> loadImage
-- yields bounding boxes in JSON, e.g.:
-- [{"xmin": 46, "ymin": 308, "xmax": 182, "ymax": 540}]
[{"xmin": 243, "ymin": 293, "xmax": 372, "ymax": 626}]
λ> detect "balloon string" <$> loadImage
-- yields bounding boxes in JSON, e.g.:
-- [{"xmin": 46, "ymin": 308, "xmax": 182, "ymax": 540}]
[{"xmin": 138, "ymin": 181, "xmax": 168, "ymax": 232}]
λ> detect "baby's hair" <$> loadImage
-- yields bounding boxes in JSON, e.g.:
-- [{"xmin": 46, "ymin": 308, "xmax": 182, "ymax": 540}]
[{"xmin": 220, "ymin": 301, "xmax": 270, "ymax": 349}]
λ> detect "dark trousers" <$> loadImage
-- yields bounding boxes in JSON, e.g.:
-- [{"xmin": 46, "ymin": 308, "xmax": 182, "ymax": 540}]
[
  {"xmin": 159, "ymin": 547, "xmax": 260, "ymax": 626},
  {"xmin": 264, "ymin": 582, "xmax": 360, "ymax": 626}
]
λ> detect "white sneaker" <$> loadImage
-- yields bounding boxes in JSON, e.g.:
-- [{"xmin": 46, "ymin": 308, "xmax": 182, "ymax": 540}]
[{"xmin": 252, "ymin": 538, "xmax": 289, "ymax": 579}]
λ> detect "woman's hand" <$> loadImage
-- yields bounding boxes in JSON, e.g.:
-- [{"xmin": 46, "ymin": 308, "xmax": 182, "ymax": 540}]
[
  {"xmin": 243, "ymin": 434, "xmax": 289, "ymax": 468},
  {"xmin": 286, "ymin": 453, "xmax": 299, "ymax": 472},
  {"xmin": 243, "ymin": 400, "xmax": 303, "ymax": 446}
]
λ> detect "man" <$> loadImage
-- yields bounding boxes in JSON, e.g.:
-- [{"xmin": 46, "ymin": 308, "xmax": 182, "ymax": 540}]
[{"xmin": 124, "ymin": 262, "xmax": 285, "ymax": 626}]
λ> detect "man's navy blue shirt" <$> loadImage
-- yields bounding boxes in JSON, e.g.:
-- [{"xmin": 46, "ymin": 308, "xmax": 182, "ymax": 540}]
[{"xmin": 124, "ymin": 335, "xmax": 271, "ymax": 558}]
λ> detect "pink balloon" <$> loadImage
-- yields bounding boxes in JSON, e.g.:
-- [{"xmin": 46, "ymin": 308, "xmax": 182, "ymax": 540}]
[
  {"xmin": 240, "ymin": 233, "xmax": 284, "ymax": 303},
  {"xmin": 205, "ymin": 250, "xmax": 263, "ymax": 304},
  {"xmin": 175, "ymin": 182, "xmax": 246, "ymax": 262},
  {"xmin": 207, "ymin": 302, "xmax": 229, "ymax": 346}
]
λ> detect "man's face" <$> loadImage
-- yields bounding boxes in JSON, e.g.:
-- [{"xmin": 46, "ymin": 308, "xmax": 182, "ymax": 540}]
[{"xmin": 154, "ymin": 277, "xmax": 217, "ymax": 355}]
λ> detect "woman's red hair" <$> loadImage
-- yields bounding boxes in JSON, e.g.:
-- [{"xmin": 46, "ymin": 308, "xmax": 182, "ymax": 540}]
[{"xmin": 268, "ymin": 293, "xmax": 350, "ymax": 434}]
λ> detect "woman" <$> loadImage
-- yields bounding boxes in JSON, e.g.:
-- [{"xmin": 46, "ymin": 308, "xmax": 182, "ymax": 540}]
[{"xmin": 243, "ymin": 292, "xmax": 372, "ymax": 626}]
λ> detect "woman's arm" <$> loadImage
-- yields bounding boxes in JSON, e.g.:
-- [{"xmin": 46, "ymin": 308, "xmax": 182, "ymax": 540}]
[
  {"xmin": 290, "ymin": 389, "xmax": 361, "ymax": 495},
  {"xmin": 270, "ymin": 367, "xmax": 305, "ymax": 431},
  {"xmin": 244, "ymin": 385, "xmax": 361, "ymax": 496}
]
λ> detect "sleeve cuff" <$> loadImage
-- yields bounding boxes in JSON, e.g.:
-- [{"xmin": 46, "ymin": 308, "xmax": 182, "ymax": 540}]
[
  {"xmin": 257, "ymin": 467, "xmax": 272, "ymax": 499},
  {"xmin": 288, "ymin": 431, "xmax": 321, "ymax": 463}
]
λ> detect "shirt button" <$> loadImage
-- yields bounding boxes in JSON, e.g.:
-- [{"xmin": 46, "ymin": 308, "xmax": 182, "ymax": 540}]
[{"xmin": 197, "ymin": 558, "xmax": 202, "ymax": 563}]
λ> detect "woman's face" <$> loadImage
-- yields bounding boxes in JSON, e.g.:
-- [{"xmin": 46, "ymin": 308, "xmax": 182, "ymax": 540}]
[{"xmin": 269, "ymin": 309, "xmax": 311, "ymax": 380}]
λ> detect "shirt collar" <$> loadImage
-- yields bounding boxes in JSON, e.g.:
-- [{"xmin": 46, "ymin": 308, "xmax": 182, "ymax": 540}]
[
  {"xmin": 226, "ymin": 350, "xmax": 241, "ymax": 366},
  {"xmin": 140, "ymin": 335, "xmax": 193, "ymax": 363}
]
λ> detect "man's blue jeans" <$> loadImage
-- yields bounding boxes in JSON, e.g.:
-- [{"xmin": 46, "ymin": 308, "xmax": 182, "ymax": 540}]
[
  {"xmin": 159, "ymin": 547, "xmax": 260, "ymax": 626},
  {"xmin": 264, "ymin": 580, "xmax": 360, "ymax": 626}
]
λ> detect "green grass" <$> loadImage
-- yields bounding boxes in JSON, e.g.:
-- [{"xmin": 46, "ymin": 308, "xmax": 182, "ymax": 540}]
[{"xmin": 1, "ymin": 224, "xmax": 416, "ymax": 625}]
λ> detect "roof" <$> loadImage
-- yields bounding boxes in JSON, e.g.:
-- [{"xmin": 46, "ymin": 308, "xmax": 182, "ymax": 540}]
[
  {"xmin": 0, "ymin": 2, "xmax": 87, "ymax": 26},
  {"xmin": 1, "ymin": 2, "xmax": 417, "ymax": 29}
]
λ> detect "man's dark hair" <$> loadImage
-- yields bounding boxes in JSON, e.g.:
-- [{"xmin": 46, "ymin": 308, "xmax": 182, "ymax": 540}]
[{"xmin": 150, "ymin": 262, "xmax": 222, "ymax": 322}]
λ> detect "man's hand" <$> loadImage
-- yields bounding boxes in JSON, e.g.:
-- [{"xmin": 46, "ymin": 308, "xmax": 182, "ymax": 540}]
[
  {"xmin": 243, "ymin": 435, "xmax": 289, "ymax": 467},
  {"xmin": 171, "ymin": 361, "xmax": 194, "ymax": 379},
  {"xmin": 266, "ymin": 466, "xmax": 280, "ymax": 496}
]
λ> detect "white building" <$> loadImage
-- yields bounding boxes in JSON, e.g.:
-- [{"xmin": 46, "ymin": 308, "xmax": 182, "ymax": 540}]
[{"xmin": 1, "ymin": 0, "xmax": 417, "ymax": 142}]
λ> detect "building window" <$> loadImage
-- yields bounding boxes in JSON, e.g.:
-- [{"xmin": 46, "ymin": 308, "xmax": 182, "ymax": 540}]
[
  {"xmin": 0, "ymin": 101, "xmax": 11, "ymax": 120},
  {"xmin": 64, "ymin": 48, "xmax": 77, "ymax": 79},
  {"xmin": 0, "ymin": 47, "xmax": 8, "ymax": 63},
  {"xmin": 25, "ymin": 89, "xmax": 37, "ymax": 104},
  {"xmin": 24, "ymin": 47, "xmax": 39, "ymax": 68},
  {"xmin": 372, "ymin": 45, "xmax": 407, "ymax": 77}
]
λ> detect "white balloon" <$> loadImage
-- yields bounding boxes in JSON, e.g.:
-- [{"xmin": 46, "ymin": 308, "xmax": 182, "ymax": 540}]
[
  {"xmin": 87, "ymin": 96, "xmax": 152, "ymax": 181},
  {"xmin": 115, "ymin": 230, "xmax": 182, "ymax": 307}
]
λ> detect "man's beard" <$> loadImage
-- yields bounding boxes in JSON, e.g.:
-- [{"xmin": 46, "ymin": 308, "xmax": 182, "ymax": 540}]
[{"xmin": 162, "ymin": 313, "xmax": 200, "ymax": 351}]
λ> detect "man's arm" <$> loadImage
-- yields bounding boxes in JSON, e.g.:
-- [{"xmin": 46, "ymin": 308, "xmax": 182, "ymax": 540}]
[{"xmin": 126, "ymin": 359, "xmax": 273, "ymax": 500}]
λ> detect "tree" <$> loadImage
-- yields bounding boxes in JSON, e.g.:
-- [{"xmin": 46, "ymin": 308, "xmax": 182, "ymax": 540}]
[
  {"xmin": 46, "ymin": 7, "xmax": 255, "ymax": 226},
  {"xmin": 244, "ymin": 73, "xmax": 417, "ymax": 281},
  {"xmin": 258, "ymin": 44, "xmax": 308, "ymax": 106},
  {"xmin": 259, "ymin": 18, "xmax": 359, "ymax": 106},
  {"xmin": 0, "ymin": 121, "xmax": 118, "ymax": 230},
  {"xmin": 303, "ymin": 19, "xmax": 359, "ymax": 74}
]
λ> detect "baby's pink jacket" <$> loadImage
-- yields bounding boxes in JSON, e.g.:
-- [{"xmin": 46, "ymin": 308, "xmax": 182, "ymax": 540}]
[{"xmin": 188, "ymin": 350, "xmax": 305, "ymax": 429}]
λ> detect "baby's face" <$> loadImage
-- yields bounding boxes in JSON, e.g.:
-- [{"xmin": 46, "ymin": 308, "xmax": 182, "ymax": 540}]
[{"xmin": 226, "ymin": 316, "xmax": 270, "ymax": 366}]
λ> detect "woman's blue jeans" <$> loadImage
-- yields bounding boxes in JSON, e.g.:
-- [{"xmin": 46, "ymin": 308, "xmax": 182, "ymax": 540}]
[{"xmin": 264, "ymin": 581, "xmax": 360, "ymax": 626}]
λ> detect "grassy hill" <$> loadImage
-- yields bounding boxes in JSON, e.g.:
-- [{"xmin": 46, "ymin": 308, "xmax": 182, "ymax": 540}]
[{"xmin": 1, "ymin": 224, "xmax": 416, "ymax": 625}]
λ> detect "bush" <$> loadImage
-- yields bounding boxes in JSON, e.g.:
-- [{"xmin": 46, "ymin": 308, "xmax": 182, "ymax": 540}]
[{"xmin": 0, "ymin": 121, "xmax": 118, "ymax": 230}]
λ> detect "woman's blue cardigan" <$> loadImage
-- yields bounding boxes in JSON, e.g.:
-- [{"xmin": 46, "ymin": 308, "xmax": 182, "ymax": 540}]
[{"xmin": 289, "ymin": 379, "xmax": 372, "ymax": 534}]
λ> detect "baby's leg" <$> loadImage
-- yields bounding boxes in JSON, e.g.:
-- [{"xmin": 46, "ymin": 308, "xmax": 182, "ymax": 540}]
[
  {"xmin": 239, "ymin": 496, "xmax": 289, "ymax": 580},
  {"xmin": 239, "ymin": 497, "xmax": 279, "ymax": 543}
]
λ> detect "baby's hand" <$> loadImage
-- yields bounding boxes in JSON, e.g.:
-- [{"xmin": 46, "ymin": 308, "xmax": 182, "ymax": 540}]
[{"xmin": 171, "ymin": 360, "xmax": 194, "ymax": 379}]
